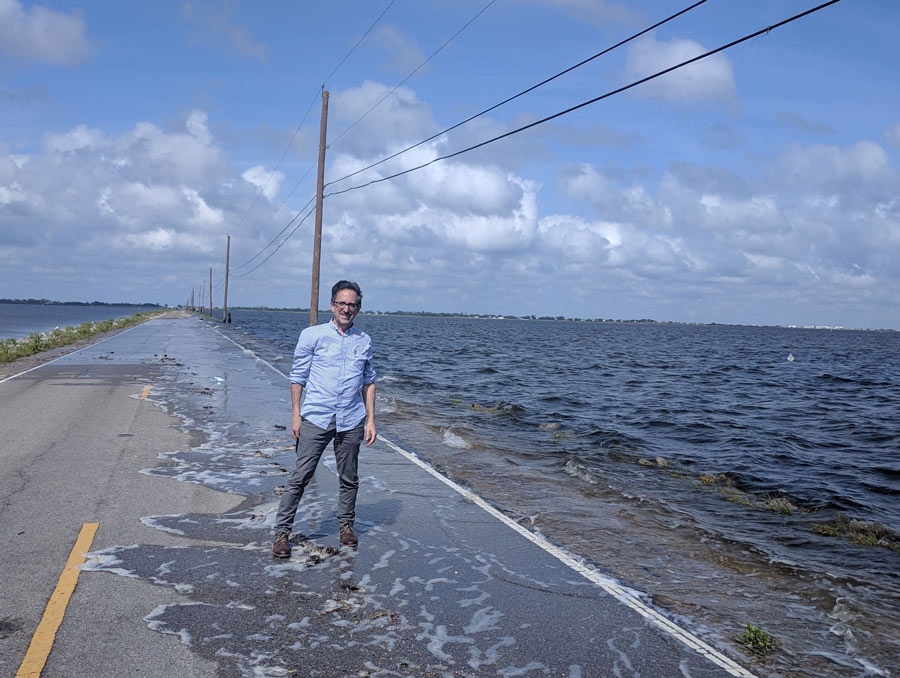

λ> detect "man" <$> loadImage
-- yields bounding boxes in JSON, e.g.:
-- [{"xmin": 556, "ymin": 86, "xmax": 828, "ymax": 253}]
[{"xmin": 272, "ymin": 280, "xmax": 376, "ymax": 557}]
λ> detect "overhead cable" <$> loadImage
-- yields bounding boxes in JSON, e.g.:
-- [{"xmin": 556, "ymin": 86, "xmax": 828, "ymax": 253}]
[
  {"xmin": 233, "ymin": 89, "xmax": 320, "ymax": 242},
  {"xmin": 230, "ymin": 160, "xmax": 318, "ymax": 272},
  {"xmin": 232, "ymin": 202, "xmax": 318, "ymax": 279},
  {"xmin": 322, "ymin": 0, "xmax": 397, "ymax": 87},
  {"xmin": 230, "ymin": 194, "xmax": 316, "ymax": 277},
  {"xmin": 325, "ymin": 0, "xmax": 709, "ymax": 189},
  {"xmin": 325, "ymin": 0, "xmax": 841, "ymax": 199},
  {"xmin": 230, "ymin": 0, "xmax": 397, "ymax": 246},
  {"xmin": 226, "ymin": 0, "xmax": 497, "ymax": 280},
  {"xmin": 327, "ymin": 0, "xmax": 498, "ymax": 151},
  {"xmin": 227, "ymin": 0, "xmax": 704, "ymax": 281}
]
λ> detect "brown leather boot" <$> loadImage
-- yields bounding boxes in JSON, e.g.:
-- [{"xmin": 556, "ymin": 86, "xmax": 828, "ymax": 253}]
[
  {"xmin": 339, "ymin": 524, "xmax": 358, "ymax": 547},
  {"xmin": 272, "ymin": 531, "xmax": 291, "ymax": 558}
]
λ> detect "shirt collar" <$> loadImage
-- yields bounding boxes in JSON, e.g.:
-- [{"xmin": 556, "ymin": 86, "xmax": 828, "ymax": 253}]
[{"xmin": 329, "ymin": 319, "xmax": 357, "ymax": 335}]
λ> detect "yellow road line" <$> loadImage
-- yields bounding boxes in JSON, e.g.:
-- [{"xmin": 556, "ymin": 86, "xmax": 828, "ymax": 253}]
[
  {"xmin": 17, "ymin": 522, "xmax": 99, "ymax": 678},
  {"xmin": 141, "ymin": 385, "xmax": 151, "ymax": 400}
]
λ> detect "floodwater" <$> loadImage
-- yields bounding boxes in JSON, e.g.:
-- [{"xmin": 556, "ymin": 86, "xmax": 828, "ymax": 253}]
[{"xmin": 214, "ymin": 311, "xmax": 900, "ymax": 678}]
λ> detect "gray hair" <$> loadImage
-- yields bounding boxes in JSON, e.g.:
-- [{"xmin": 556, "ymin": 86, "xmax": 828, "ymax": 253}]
[{"xmin": 331, "ymin": 280, "xmax": 362, "ymax": 302}]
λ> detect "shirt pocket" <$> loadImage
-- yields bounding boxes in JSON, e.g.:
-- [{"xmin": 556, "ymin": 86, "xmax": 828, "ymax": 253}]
[{"xmin": 351, "ymin": 338, "xmax": 370, "ymax": 360}]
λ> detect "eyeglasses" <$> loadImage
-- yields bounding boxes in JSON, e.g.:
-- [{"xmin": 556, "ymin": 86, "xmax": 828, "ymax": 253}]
[{"xmin": 331, "ymin": 300, "xmax": 360, "ymax": 311}]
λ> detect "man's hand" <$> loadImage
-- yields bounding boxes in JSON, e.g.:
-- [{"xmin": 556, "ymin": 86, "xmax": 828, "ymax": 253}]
[
  {"xmin": 291, "ymin": 412, "xmax": 302, "ymax": 439},
  {"xmin": 362, "ymin": 382, "xmax": 376, "ymax": 446}
]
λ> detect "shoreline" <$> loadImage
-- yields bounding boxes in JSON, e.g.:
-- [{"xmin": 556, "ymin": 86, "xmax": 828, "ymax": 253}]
[{"xmin": 226, "ymin": 307, "xmax": 895, "ymax": 332}]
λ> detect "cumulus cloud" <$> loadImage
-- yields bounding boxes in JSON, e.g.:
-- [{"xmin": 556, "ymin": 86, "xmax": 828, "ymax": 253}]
[
  {"xmin": 318, "ymin": 116, "xmax": 898, "ymax": 323},
  {"xmin": 2, "ymin": 70, "xmax": 897, "ymax": 326},
  {"xmin": 559, "ymin": 163, "xmax": 672, "ymax": 229},
  {"xmin": 542, "ymin": 138, "xmax": 898, "ymax": 324},
  {"xmin": 406, "ymin": 163, "xmax": 523, "ymax": 216},
  {"xmin": 0, "ymin": 109, "xmax": 272, "ymax": 300},
  {"xmin": 623, "ymin": 35, "xmax": 736, "ymax": 107},
  {"xmin": 43, "ymin": 124, "xmax": 106, "ymax": 153},
  {"xmin": 328, "ymin": 157, "xmax": 538, "ymax": 256},
  {"xmin": 328, "ymin": 81, "xmax": 436, "ymax": 159},
  {"xmin": 776, "ymin": 140, "xmax": 892, "ymax": 192},
  {"xmin": 0, "ymin": 0, "xmax": 92, "ymax": 64},
  {"xmin": 242, "ymin": 166, "xmax": 284, "ymax": 200}
]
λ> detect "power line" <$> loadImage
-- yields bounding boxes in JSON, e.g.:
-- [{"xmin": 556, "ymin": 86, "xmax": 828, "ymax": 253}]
[
  {"xmin": 231, "ymin": 89, "xmax": 319, "ymax": 243},
  {"xmin": 212, "ymin": 188, "xmax": 315, "ymax": 289},
  {"xmin": 247, "ymin": 90, "xmax": 320, "ymax": 239},
  {"xmin": 230, "ymin": 194, "xmax": 316, "ymax": 278},
  {"xmin": 325, "ymin": 0, "xmax": 709, "ymax": 190},
  {"xmin": 222, "ymin": 0, "xmax": 493, "ymax": 283},
  {"xmin": 230, "ymin": 0, "xmax": 704, "ymax": 282},
  {"xmin": 229, "ymin": 0, "xmax": 839, "ymax": 281},
  {"xmin": 323, "ymin": 0, "xmax": 397, "ymax": 87},
  {"xmin": 231, "ymin": 160, "xmax": 318, "ymax": 273},
  {"xmin": 230, "ymin": 0, "xmax": 397, "ymax": 247},
  {"xmin": 324, "ymin": 0, "xmax": 841, "ymax": 200},
  {"xmin": 327, "ymin": 0, "xmax": 499, "ymax": 151},
  {"xmin": 232, "ymin": 202, "xmax": 318, "ymax": 279}
]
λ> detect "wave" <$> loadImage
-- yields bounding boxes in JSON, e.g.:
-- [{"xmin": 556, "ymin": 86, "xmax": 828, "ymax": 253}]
[
  {"xmin": 818, "ymin": 373, "xmax": 857, "ymax": 384},
  {"xmin": 442, "ymin": 428, "xmax": 471, "ymax": 449},
  {"xmin": 564, "ymin": 458, "xmax": 600, "ymax": 485}
]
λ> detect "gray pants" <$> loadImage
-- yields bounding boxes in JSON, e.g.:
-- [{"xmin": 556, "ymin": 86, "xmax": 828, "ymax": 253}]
[{"xmin": 274, "ymin": 416, "xmax": 364, "ymax": 535}]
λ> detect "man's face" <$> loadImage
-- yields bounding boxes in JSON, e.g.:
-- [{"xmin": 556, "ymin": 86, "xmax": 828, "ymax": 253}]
[{"xmin": 331, "ymin": 289, "xmax": 361, "ymax": 330}]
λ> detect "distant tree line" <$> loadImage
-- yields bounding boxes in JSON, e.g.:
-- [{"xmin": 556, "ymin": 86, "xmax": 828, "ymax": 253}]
[
  {"xmin": 230, "ymin": 306, "xmax": 663, "ymax": 323},
  {"xmin": 1, "ymin": 298, "xmax": 163, "ymax": 308},
  {"xmin": 231, "ymin": 306, "xmax": 311, "ymax": 312}
]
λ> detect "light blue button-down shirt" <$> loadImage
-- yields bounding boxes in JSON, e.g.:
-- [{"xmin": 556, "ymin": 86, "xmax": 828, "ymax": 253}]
[{"xmin": 290, "ymin": 320, "xmax": 376, "ymax": 431}]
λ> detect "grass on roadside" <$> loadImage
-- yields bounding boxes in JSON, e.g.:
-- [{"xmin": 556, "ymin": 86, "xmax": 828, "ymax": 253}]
[
  {"xmin": 739, "ymin": 622, "xmax": 777, "ymax": 656},
  {"xmin": 0, "ymin": 310, "xmax": 164, "ymax": 363}
]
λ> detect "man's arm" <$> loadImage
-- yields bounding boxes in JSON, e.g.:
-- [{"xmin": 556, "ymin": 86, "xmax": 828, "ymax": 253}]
[
  {"xmin": 291, "ymin": 382, "xmax": 304, "ymax": 439},
  {"xmin": 362, "ymin": 381, "xmax": 376, "ymax": 446},
  {"xmin": 289, "ymin": 329, "xmax": 314, "ymax": 439}
]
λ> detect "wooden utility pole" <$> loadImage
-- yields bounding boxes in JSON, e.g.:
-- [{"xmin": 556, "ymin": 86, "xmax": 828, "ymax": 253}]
[
  {"xmin": 191, "ymin": 288, "xmax": 194, "ymax": 311},
  {"xmin": 223, "ymin": 234, "xmax": 231, "ymax": 323},
  {"xmin": 309, "ymin": 89, "xmax": 329, "ymax": 327},
  {"xmin": 209, "ymin": 267, "xmax": 213, "ymax": 317}
]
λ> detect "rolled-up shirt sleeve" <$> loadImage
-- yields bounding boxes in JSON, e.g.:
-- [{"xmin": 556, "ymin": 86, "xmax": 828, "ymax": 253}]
[
  {"xmin": 363, "ymin": 340, "xmax": 376, "ymax": 385},
  {"xmin": 290, "ymin": 329, "xmax": 314, "ymax": 385}
]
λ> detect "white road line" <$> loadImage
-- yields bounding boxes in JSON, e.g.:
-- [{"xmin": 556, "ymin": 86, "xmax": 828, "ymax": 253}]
[
  {"xmin": 211, "ymin": 324, "xmax": 289, "ymax": 379},
  {"xmin": 211, "ymin": 322, "xmax": 759, "ymax": 678}
]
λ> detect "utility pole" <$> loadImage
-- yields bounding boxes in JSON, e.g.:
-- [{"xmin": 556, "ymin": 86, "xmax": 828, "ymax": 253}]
[
  {"xmin": 223, "ymin": 234, "xmax": 231, "ymax": 323},
  {"xmin": 191, "ymin": 288, "xmax": 194, "ymax": 311},
  {"xmin": 309, "ymin": 89, "xmax": 329, "ymax": 327},
  {"xmin": 209, "ymin": 267, "xmax": 213, "ymax": 317},
  {"xmin": 200, "ymin": 280, "xmax": 205, "ymax": 314}
]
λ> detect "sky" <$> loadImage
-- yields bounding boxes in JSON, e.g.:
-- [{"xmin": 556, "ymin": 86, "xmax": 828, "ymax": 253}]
[{"xmin": 1, "ymin": 0, "xmax": 898, "ymax": 329}]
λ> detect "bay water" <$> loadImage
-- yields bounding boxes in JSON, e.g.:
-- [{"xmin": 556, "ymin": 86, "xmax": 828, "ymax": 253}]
[
  {"xmin": 215, "ymin": 310, "xmax": 899, "ymax": 678},
  {"xmin": 0, "ymin": 302, "xmax": 157, "ymax": 340}
]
